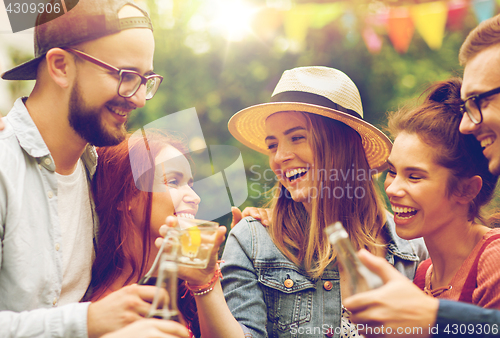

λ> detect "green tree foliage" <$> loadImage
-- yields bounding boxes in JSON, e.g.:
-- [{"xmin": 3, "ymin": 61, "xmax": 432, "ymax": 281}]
[
  {"xmin": 4, "ymin": 0, "xmax": 498, "ymax": 225},
  {"xmin": 132, "ymin": 0, "xmax": 492, "ymax": 224}
]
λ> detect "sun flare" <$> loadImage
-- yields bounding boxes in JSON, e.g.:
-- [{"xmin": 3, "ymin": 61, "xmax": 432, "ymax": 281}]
[{"xmin": 212, "ymin": 0, "xmax": 256, "ymax": 41}]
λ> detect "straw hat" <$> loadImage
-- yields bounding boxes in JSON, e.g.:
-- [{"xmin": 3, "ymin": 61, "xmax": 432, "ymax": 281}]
[{"xmin": 228, "ymin": 66, "xmax": 392, "ymax": 171}]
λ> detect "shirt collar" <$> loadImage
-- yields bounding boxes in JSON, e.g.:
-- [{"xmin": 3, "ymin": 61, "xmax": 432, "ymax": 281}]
[
  {"xmin": 8, "ymin": 97, "xmax": 98, "ymax": 176},
  {"xmin": 8, "ymin": 97, "xmax": 50, "ymax": 159}
]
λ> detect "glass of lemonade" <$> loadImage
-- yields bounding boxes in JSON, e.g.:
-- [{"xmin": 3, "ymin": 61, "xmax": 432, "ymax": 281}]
[{"xmin": 167, "ymin": 218, "xmax": 219, "ymax": 269}]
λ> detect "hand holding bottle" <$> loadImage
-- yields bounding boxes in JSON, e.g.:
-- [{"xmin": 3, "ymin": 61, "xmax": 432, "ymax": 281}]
[{"xmin": 325, "ymin": 222, "xmax": 383, "ymax": 296}]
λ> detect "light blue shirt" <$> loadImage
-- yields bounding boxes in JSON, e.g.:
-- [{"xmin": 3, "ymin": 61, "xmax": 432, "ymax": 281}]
[{"xmin": 0, "ymin": 98, "xmax": 98, "ymax": 337}]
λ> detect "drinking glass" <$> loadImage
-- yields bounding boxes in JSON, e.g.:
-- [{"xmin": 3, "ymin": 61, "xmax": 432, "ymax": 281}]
[{"xmin": 168, "ymin": 218, "xmax": 219, "ymax": 269}]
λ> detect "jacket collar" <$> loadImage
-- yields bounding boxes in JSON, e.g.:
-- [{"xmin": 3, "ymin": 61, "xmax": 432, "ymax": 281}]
[{"xmin": 384, "ymin": 211, "xmax": 421, "ymax": 262}]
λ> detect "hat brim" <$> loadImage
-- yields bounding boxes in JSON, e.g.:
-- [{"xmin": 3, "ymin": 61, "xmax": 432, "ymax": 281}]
[
  {"xmin": 1, "ymin": 55, "xmax": 44, "ymax": 80},
  {"xmin": 228, "ymin": 102, "xmax": 392, "ymax": 172}
]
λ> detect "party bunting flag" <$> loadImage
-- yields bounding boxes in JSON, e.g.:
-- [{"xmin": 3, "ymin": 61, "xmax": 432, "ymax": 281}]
[
  {"xmin": 309, "ymin": 2, "xmax": 345, "ymax": 29},
  {"xmin": 362, "ymin": 26, "xmax": 383, "ymax": 54},
  {"xmin": 259, "ymin": 0, "xmax": 499, "ymax": 54},
  {"xmin": 365, "ymin": 8, "xmax": 389, "ymax": 28},
  {"xmin": 472, "ymin": 0, "xmax": 496, "ymax": 22},
  {"xmin": 251, "ymin": 7, "xmax": 284, "ymax": 41},
  {"xmin": 387, "ymin": 7, "xmax": 414, "ymax": 54},
  {"xmin": 411, "ymin": 1, "xmax": 448, "ymax": 50},
  {"xmin": 447, "ymin": 0, "xmax": 469, "ymax": 31},
  {"xmin": 283, "ymin": 3, "xmax": 345, "ymax": 44},
  {"xmin": 283, "ymin": 4, "xmax": 312, "ymax": 45}
]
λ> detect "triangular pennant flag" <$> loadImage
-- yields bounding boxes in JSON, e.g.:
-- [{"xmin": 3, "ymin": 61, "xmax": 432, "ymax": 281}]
[
  {"xmin": 411, "ymin": 1, "xmax": 448, "ymax": 50},
  {"xmin": 251, "ymin": 7, "xmax": 284, "ymax": 40},
  {"xmin": 283, "ymin": 4, "xmax": 314, "ymax": 44},
  {"xmin": 365, "ymin": 8, "xmax": 389, "ymax": 28},
  {"xmin": 447, "ymin": 0, "xmax": 469, "ymax": 31},
  {"xmin": 309, "ymin": 3, "xmax": 345, "ymax": 29},
  {"xmin": 472, "ymin": 0, "xmax": 496, "ymax": 23},
  {"xmin": 341, "ymin": 10, "xmax": 360, "ymax": 45},
  {"xmin": 362, "ymin": 26, "xmax": 383, "ymax": 54},
  {"xmin": 387, "ymin": 7, "xmax": 414, "ymax": 54}
]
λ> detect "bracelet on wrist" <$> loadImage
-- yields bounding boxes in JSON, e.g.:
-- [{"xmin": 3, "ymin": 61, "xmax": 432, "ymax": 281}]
[
  {"xmin": 186, "ymin": 268, "xmax": 222, "ymax": 291},
  {"xmin": 192, "ymin": 286, "xmax": 215, "ymax": 296},
  {"xmin": 185, "ymin": 262, "xmax": 224, "ymax": 296}
]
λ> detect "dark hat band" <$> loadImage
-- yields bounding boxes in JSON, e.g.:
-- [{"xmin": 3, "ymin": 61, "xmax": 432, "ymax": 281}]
[{"xmin": 270, "ymin": 91, "xmax": 362, "ymax": 119}]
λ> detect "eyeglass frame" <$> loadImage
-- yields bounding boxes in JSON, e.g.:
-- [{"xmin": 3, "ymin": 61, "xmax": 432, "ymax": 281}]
[
  {"xmin": 64, "ymin": 48, "xmax": 163, "ymax": 100},
  {"xmin": 461, "ymin": 85, "xmax": 500, "ymax": 125}
]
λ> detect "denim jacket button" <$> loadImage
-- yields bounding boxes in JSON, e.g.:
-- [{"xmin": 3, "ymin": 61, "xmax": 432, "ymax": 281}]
[
  {"xmin": 323, "ymin": 281, "xmax": 333, "ymax": 291},
  {"xmin": 325, "ymin": 328, "xmax": 335, "ymax": 337},
  {"xmin": 284, "ymin": 279, "xmax": 294, "ymax": 288}
]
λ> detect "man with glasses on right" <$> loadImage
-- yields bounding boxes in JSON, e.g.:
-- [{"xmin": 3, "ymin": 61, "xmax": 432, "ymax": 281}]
[
  {"xmin": 440, "ymin": 15, "xmax": 500, "ymax": 335},
  {"xmin": 344, "ymin": 14, "xmax": 500, "ymax": 338},
  {"xmin": 459, "ymin": 17, "xmax": 500, "ymax": 176}
]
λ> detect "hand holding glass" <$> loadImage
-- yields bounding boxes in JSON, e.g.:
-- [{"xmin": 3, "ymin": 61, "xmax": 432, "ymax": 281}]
[{"xmin": 168, "ymin": 218, "xmax": 219, "ymax": 269}]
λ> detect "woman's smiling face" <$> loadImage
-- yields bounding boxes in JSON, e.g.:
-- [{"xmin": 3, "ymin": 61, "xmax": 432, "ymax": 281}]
[
  {"xmin": 384, "ymin": 132, "xmax": 462, "ymax": 240},
  {"xmin": 131, "ymin": 145, "xmax": 201, "ymax": 239},
  {"xmin": 265, "ymin": 111, "xmax": 315, "ymax": 206}
]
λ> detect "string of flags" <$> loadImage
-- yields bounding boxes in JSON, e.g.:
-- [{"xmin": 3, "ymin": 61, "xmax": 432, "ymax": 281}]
[{"xmin": 252, "ymin": 0, "xmax": 499, "ymax": 54}]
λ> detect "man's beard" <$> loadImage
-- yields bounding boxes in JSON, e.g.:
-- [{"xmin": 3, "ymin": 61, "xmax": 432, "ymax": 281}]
[{"xmin": 68, "ymin": 82, "xmax": 129, "ymax": 147}]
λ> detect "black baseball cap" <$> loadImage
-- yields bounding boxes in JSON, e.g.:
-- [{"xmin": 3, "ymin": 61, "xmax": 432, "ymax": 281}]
[{"xmin": 1, "ymin": 0, "xmax": 153, "ymax": 81}]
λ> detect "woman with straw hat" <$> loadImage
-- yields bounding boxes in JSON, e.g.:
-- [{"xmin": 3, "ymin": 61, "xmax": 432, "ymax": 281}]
[{"xmin": 221, "ymin": 66, "xmax": 427, "ymax": 337}]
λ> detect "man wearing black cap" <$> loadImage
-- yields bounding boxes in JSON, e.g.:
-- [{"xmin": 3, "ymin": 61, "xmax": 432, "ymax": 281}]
[{"xmin": 0, "ymin": 1, "xmax": 188, "ymax": 337}]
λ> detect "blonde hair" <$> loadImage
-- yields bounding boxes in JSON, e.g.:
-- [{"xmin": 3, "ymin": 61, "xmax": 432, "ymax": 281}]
[{"xmin": 268, "ymin": 113, "xmax": 387, "ymax": 279}]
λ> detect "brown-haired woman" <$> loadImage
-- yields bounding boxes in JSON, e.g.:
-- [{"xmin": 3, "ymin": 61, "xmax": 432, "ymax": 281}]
[
  {"xmin": 222, "ymin": 66, "xmax": 428, "ymax": 338},
  {"xmin": 386, "ymin": 77, "xmax": 500, "ymax": 307}
]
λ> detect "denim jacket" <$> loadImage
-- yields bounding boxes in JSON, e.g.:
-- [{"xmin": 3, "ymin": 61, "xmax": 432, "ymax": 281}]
[{"xmin": 221, "ymin": 214, "xmax": 428, "ymax": 338}]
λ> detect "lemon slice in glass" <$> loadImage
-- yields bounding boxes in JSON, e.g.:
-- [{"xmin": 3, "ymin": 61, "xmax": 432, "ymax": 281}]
[{"xmin": 181, "ymin": 226, "xmax": 202, "ymax": 259}]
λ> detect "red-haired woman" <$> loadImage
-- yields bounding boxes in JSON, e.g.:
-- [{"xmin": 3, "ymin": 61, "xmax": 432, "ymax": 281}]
[{"xmin": 86, "ymin": 130, "xmax": 245, "ymax": 338}]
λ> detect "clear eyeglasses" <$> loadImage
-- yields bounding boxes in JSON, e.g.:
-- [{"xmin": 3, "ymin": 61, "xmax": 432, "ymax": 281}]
[
  {"xmin": 461, "ymin": 85, "xmax": 500, "ymax": 125},
  {"xmin": 65, "ymin": 48, "xmax": 163, "ymax": 100}
]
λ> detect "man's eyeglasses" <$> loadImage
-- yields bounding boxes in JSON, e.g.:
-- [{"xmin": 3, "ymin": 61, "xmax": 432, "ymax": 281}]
[
  {"xmin": 64, "ymin": 48, "xmax": 163, "ymax": 100},
  {"xmin": 461, "ymin": 85, "xmax": 500, "ymax": 125}
]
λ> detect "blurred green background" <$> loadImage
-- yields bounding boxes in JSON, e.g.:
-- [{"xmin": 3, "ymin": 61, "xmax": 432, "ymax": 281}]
[{"xmin": 2, "ymin": 0, "xmax": 499, "ymax": 227}]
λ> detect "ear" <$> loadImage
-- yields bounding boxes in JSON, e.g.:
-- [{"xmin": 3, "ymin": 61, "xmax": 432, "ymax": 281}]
[
  {"xmin": 45, "ymin": 48, "xmax": 75, "ymax": 89},
  {"xmin": 455, "ymin": 175, "xmax": 482, "ymax": 205}
]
